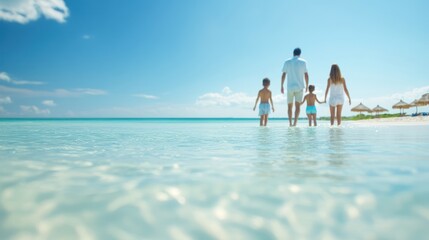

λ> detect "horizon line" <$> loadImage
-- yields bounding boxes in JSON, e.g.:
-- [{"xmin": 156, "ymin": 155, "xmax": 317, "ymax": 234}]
[{"xmin": 0, "ymin": 115, "xmax": 386, "ymax": 120}]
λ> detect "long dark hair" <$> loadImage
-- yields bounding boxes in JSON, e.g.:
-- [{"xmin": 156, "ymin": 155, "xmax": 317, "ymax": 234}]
[{"xmin": 329, "ymin": 64, "xmax": 342, "ymax": 84}]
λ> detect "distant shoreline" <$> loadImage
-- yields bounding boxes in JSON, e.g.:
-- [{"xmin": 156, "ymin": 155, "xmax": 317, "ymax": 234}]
[
  {"xmin": 0, "ymin": 116, "xmax": 428, "ymax": 122},
  {"xmin": 0, "ymin": 117, "xmax": 304, "ymax": 121},
  {"xmin": 320, "ymin": 113, "xmax": 405, "ymax": 121},
  {"xmin": 350, "ymin": 116, "xmax": 429, "ymax": 126}
]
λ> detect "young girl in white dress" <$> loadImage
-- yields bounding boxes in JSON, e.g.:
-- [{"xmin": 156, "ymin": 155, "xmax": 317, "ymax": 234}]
[{"xmin": 324, "ymin": 64, "xmax": 351, "ymax": 126}]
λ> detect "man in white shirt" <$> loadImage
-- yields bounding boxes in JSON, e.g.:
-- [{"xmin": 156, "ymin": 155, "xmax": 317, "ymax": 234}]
[{"xmin": 281, "ymin": 48, "xmax": 309, "ymax": 127}]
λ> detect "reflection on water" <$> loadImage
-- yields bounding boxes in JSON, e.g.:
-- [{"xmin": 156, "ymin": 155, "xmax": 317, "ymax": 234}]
[
  {"xmin": 255, "ymin": 128, "xmax": 273, "ymax": 177},
  {"xmin": 257, "ymin": 127, "xmax": 272, "ymax": 157},
  {"xmin": 0, "ymin": 120, "xmax": 429, "ymax": 239},
  {"xmin": 282, "ymin": 128, "xmax": 304, "ymax": 162},
  {"xmin": 328, "ymin": 128, "xmax": 346, "ymax": 166}
]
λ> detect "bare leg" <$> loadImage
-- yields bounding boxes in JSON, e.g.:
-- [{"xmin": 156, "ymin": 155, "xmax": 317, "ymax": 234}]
[
  {"xmin": 330, "ymin": 106, "xmax": 335, "ymax": 126},
  {"xmin": 313, "ymin": 114, "xmax": 317, "ymax": 126},
  {"xmin": 293, "ymin": 102, "xmax": 300, "ymax": 126},
  {"xmin": 288, "ymin": 103, "xmax": 293, "ymax": 126},
  {"xmin": 260, "ymin": 116, "xmax": 263, "ymax": 126},
  {"xmin": 307, "ymin": 114, "xmax": 311, "ymax": 126},
  {"xmin": 264, "ymin": 115, "xmax": 268, "ymax": 126},
  {"xmin": 336, "ymin": 105, "xmax": 343, "ymax": 125}
]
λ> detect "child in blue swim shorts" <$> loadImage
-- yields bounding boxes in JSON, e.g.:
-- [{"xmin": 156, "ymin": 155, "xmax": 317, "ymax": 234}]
[
  {"xmin": 253, "ymin": 78, "xmax": 275, "ymax": 126},
  {"xmin": 300, "ymin": 85, "xmax": 325, "ymax": 126}
]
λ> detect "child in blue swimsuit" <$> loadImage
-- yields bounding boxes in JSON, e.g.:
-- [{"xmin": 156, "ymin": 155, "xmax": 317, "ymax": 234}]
[
  {"xmin": 253, "ymin": 78, "xmax": 275, "ymax": 126},
  {"xmin": 300, "ymin": 85, "xmax": 325, "ymax": 126}
]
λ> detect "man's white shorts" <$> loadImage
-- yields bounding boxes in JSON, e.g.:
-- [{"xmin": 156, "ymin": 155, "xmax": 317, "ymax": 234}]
[{"xmin": 287, "ymin": 89, "xmax": 303, "ymax": 104}]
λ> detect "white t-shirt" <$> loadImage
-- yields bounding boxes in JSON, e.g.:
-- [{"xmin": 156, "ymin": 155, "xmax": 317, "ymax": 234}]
[{"xmin": 282, "ymin": 56, "xmax": 308, "ymax": 91}]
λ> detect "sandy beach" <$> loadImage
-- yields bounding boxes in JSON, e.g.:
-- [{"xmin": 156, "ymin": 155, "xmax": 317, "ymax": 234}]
[{"xmin": 351, "ymin": 116, "xmax": 429, "ymax": 126}]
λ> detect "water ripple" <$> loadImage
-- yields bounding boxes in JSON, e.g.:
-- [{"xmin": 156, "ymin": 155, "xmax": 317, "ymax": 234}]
[{"xmin": 0, "ymin": 120, "xmax": 428, "ymax": 239}]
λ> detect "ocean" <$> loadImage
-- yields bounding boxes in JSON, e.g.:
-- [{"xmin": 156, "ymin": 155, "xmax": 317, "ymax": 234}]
[{"xmin": 0, "ymin": 119, "xmax": 428, "ymax": 239}]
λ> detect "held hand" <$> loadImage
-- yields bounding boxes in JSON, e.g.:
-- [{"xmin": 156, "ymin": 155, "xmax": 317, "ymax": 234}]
[
  {"xmin": 281, "ymin": 87, "xmax": 284, "ymax": 94},
  {"xmin": 349, "ymin": 99, "xmax": 352, "ymax": 105},
  {"xmin": 253, "ymin": 106, "xmax": 256, "ymax": 111},
  {"xmin": 272, "ymin": 107, "xmax": 275, "ymax": 112}
]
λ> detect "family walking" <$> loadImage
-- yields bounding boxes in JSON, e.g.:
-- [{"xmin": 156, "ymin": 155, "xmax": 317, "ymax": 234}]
[{"xmin": 253, "ymin": 48, "xmax": 351, "ymax": 126}]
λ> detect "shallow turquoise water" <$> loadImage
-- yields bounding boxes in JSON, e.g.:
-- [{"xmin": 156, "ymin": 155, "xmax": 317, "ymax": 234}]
[{"xmin": 0, "ymin": 119, "xmax": 428, "ymax": 239}]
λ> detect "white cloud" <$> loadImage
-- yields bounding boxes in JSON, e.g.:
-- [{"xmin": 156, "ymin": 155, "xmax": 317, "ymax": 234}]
[
  {"xmin": 133, "ymin": 94, "xmax": 159, "ymax": 100},
  {"xmin": 0, "ymin": 0, "xmax": 69, "ymax": 24},
  {"xmin": 82, "ymin": 34, "xmax": 92, "ymax": 40},
  {"xmin": 11, "ymin": 80, "xmax": 45, "ymax": 85},
  {"xmin": 192, "ymin": 86, "xmax": 429, "ymax": 117},
  {"xmin": 353, "ymin": 86, "xmax": 429, "ymax": 106},
  {"xmin": 0, "ymin": 72, "xmax": 10, "ymax": 81},
  {"xmin": 222, "ymin": 87, "xmax": 232, "ymax": 95},
  {"xmin": 196, "ymin": 87, "xmax": 286, "ymax": 107},
  {"xmin": 0, "ymin": 85, "xmax": 107, "ymax": 97},
  {"xmin": 388, "ymin": 86, "xmax": 429, "ymax": 101},
  {"xmin": 42, "ymin": 100, "xmax": 56, "ymax": 106},
  {"xmin": 273, "ymin": 94, "xmax": 286, "ymax": 104},
  {"xmin": 196, "ymin": 87, "xmax": 252, "ymax": 107},
  {"xmin": 0, "ymin": 72, "xmax": 44, "ymax": 85},
  {"xmin": 0, "ymin": 96, "xmax": 12, "ymax": 104},
  {"xmin": 74, "ymin": 88, "xmax": 107, "ymax": 96},
  {"xmin": 20, "ymin": 105, "xmax": 50, "ymax": 115}
]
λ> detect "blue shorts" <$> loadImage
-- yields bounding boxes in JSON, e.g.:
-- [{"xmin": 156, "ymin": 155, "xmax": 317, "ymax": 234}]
[
  {"xmin": 306, "ymin": 106, "xmax": 317, "ymax": 115},
  {"xmin": 259, "ymin": 103, "xmax": 270, "ymax": 116}
]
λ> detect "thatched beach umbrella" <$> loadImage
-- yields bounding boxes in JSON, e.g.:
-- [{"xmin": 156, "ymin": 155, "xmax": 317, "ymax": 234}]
[
  {"xmin": 372, "ymin": 105, "xmax": 388, "ymax": 116},
  {"xmin": 392, "ymin": 100, "xmax": 410, "ymax": 115},
  {"xmin": 417, "ymin": 94, "xmax": 429, "ymax": 105},
  {"xmin": 410, "ymin": 99, "xmax": 425, "ymax": 114},
  {"xmin": 351, "ymin": 103, "xmax": 371, "ymax": 115}
]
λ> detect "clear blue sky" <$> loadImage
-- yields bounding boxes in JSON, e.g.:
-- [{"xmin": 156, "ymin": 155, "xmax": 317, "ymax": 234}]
[{"xmin": 1, "ymin": 0, "xmax": 428, "ymax": 117}]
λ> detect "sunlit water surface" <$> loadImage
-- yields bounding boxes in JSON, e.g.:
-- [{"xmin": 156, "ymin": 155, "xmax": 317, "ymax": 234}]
[{"xmin": 0, "ymin": 119, "xmax": 428, "ymax": 240}]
